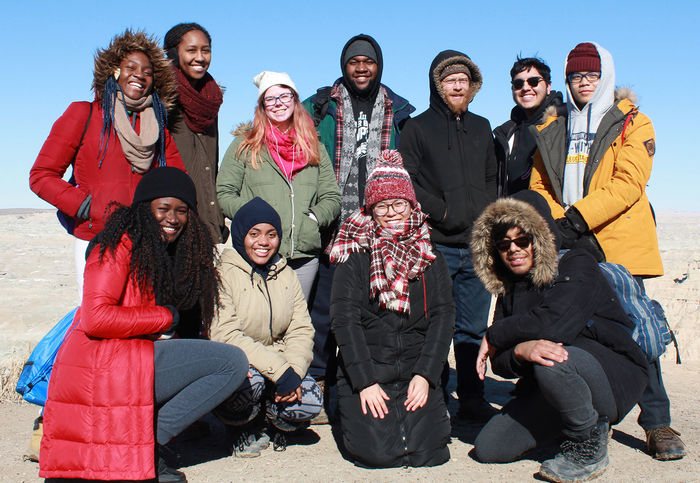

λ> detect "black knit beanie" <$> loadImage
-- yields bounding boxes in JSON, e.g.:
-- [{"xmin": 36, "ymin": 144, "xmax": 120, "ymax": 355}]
[{"xmin": 132, "ymin": 167, "xmax": 197, "ymax": 210}]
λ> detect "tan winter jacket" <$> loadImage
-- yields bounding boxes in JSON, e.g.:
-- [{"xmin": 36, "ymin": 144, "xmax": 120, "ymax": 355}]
[{"xmin": 210, "ymin": 248, "xmax": 314, "ymax": 382}]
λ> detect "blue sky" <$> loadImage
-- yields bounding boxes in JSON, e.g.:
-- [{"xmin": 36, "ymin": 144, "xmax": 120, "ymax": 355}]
[{"xmin": 3, "ymin": 0, "xmax": 698, "ymax": 211}]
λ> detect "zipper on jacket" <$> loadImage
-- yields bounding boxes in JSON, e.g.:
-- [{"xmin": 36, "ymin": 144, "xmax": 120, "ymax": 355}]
[
  {"xmin": 261, "ymin": 276, "xmax": 274, "ymax": 340},
  {"xmin": 394, "ymin": 382, "xmax": 409, "ymax": 462}
]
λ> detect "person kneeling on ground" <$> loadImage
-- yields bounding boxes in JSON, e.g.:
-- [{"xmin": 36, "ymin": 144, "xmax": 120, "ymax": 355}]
[
  {"xmin": 329, "ymin": 150, "xmax": 455, "ymax": 468},
  {"xmin": 209, "ymin": 197, "xmax": 322, "ymax": 456},
  {"xmin": 472, "ymin": 191, "xmax": 648, "ymax": 482}
]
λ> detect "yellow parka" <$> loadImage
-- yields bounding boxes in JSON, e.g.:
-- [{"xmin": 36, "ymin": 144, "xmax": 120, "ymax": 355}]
[
  {"xmin": 210, "ymin": 248, "xmax": 314, "ymax": 382},
  {"xmin": 529, "ymin": 90, "xmax": 663, "ymax": 276}
]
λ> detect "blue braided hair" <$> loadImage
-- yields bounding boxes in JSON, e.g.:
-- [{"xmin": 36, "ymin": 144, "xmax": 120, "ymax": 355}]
[{"xmin": 98, "ymin": 75, "xmax": 168, "ymax": 168}]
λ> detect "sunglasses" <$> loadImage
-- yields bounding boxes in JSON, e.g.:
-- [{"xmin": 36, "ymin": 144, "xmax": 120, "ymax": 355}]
[
  {"xmin": 511, "ymin": 76, "xmax": 543, "ymax": 90},
  {"xmin": 495, "ymin": 235, "xmax": 532, "ymax": 252}
]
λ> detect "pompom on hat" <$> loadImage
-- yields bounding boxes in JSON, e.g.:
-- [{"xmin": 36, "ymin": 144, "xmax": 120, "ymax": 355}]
[
  {"xmin": 566, "ymin": 42, "xmax": 601, "ymax": 75},
  {"xmin": 364, "ymin": 150, "xmax": 417, "ymax": 209},
  {"xmin": 253, "ymin": 71, "xmax": 298, "ymax": 101},
  {"xmin": 132, "ymin": 166, "xmax": 197, "ymax": 210}
]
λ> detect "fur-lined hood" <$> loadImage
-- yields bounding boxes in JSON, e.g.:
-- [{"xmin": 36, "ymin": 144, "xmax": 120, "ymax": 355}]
[
  {"xmin": 471, "ymin": 195, "xmax": 559, "ymax": 295},
  {"xmin": 93, "ymin": 29, "xmax": 177, "ymax": 110},
  {"xmin": 429, "ymin": 50, "xmax": 482, "ymax": 114}
]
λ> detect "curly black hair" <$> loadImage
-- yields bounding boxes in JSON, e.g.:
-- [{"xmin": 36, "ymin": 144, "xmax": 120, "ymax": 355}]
[{"xmin": 97, "ymin": 201, "xmax": 220, "ymax": 329}]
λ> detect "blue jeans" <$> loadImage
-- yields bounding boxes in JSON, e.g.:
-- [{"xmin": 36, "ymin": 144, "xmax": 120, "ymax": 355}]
[
  {"xmin": 435, "ymin": 244, "xmax": 492, "ymax": 400},
  {"xmin": 154, "ymin": 339, "xmax": 248, "ymax": 445},
  {"xmin": 633, "ymin": 277, "xmax": 672, "ymax": 429}
]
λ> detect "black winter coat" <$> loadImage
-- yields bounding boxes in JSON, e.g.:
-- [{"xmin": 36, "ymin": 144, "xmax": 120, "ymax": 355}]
[
  {"xmin": 487, "ymin": 249, "xmax": 648, "ymax": 423},
  {"xmin": 400, "ymin": 50, "xmax": 497, "ymax": 246},
  {"xmin": 330, "ymin": 251, "xmax": 455, "ymax": 468},
  {"xmin": 493, "ymin": 91, "xmax": 565, "ymax": 197}
]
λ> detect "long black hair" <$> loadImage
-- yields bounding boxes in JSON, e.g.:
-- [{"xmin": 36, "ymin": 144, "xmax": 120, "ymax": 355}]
[{"xmin": 97, "ymin": 200, "xmax": 220, "ymax": 328}]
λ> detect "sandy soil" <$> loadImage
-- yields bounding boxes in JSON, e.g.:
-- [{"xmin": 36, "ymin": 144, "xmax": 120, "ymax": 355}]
[{"xmin": 0, "ymin": 210, "xmax": 697, "ymax": 482}]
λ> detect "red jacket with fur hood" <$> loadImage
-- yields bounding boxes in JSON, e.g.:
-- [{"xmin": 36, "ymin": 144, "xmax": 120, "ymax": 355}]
[
  {"xmin": 39, "ymin": 235, "xmax": 173, "ymax": 480},
  {"xmin": 30, "ymin": 101, "xmax": 186, "ymax": 241}
]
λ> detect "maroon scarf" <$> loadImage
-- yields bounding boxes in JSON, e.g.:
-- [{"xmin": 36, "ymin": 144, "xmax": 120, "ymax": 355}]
[
  {"xmin": 329, "ymin": 206, "xmax": 435, "ymax": 313},
  {"xmin": 264, "ymin": 125, "xmax": 307, "ymax": 180},
  {"xmin": 173, "ymin": 66, "xmax": 223, "ymax": 133}
]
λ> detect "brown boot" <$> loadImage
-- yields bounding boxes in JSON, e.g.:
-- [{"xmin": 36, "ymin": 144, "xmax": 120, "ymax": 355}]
[
  {"xmin": 645, "ymin": 426, "xmax": 686, "ymax": 460},
  {"xmin": 25, "ymin": 416, "xmax": 42, "ymax": 462}
]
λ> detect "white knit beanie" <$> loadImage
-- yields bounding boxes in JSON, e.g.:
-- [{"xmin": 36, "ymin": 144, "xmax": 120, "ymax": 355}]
[{"xmin": 253, "ymin": 71, "xmax": 299, "ymax": 100}]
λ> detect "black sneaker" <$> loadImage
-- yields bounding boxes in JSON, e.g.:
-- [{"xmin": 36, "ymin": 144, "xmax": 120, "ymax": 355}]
[
  {"xmin": 539, "ymin": 419, "xmax": 609, "ymax": 482},
  {"xmin": 157, "ymin": 456, "xmax": 187, "ymax": 483}
]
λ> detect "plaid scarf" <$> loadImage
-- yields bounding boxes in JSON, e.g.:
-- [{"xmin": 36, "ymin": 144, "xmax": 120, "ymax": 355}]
[{"xmin": 329, "ymin": 206, "xmax": 435, "ymax": 313}]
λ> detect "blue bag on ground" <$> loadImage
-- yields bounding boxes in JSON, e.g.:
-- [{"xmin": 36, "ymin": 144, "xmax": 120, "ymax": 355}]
[
  {"xmin": 16, "ymin": 307, "xmax": 80, "ymax": 406},
  {"xmin": 597, "ymin": 262, "xmax": 673, "ymax": 361}
]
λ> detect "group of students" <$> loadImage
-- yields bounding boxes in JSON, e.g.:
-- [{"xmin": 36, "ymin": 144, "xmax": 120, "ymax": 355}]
[{"xmin": 27, "ymin": 22, "xmax": 683, "ymax": 483}]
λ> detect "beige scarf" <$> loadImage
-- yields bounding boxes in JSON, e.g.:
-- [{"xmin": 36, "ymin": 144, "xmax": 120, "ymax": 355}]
[{"xmin": 113, "ymin": 92, "xmax": 159, "ymax": 173}]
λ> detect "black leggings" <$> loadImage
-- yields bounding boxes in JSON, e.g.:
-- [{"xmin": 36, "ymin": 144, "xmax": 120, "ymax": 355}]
[
  {"xmin": 474, "ymin": 346, "xmax": 617, "ymax": 463},
  {"xmin": 154, "ymin": 339, "xmax": 248, "ymax": 445}
]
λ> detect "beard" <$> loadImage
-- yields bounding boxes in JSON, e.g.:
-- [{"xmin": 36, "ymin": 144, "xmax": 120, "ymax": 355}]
[{"xmin": 445, "ymin": 95, "xmax": 469, "ymax": 115}]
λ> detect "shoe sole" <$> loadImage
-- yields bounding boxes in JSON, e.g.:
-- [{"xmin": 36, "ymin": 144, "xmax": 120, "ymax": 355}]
[
  {"xmin": 653, "ymin": 450, "xmax": 686, "ymax": 461},
  {"xmin": 538, "ymin": 459, "xmax": 608, "ymax": 482}
]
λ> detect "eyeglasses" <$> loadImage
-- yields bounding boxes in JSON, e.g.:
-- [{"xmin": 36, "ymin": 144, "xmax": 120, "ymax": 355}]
[
  {"xmin": 494, "ymin": 235, "xmax": 532, "ymax": 252},
  {"xmin": 373, "ymin": 199, "xmax": 410, "ymax": 217},
  {"xmin": 263, "ymin": 92, "xmax": 294, "ymax": 107},
  {"xmin": 511, "ymin": 76, "xmax": 543, "ymax": 90},
  {"xmin": 442, "ymin": 77, "xmax": 470, "ymax": 87},
  {"xmin": 567, "ymin": 72, "xmax": 601, "ymax": 84}
]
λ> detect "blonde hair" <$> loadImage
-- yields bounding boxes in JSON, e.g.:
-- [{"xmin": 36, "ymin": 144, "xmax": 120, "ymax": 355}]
[{"xmin": 236, "ymin": 89, "xmax": 320, "ymax": 169}]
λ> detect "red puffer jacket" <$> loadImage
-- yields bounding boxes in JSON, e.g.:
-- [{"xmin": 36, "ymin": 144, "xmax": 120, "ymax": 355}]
[
  {"xmin": 30, "ymin": 101, "xmax": 186, "ymax": 241},
  {"xmin": 39, "ymin": 235, "xmax": 172, "ymax": 480}
]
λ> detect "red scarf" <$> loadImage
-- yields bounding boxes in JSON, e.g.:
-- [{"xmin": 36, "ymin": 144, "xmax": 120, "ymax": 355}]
[
  {"xmin": 173, "ymin": 66, "xmax": 223, "ymax": 133},
  {"xmin": 264, "ymin": 125, "xmax": 307, "ymax": 180},
  {"xmin": 329, "ymin": 206, "xmax": 435, "ymax": 313}
]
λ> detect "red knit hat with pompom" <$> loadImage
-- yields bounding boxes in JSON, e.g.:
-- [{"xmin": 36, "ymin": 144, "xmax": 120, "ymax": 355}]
[{"xmin": 364, "ymin": 150, "xmax": 417, "ymax": 209}]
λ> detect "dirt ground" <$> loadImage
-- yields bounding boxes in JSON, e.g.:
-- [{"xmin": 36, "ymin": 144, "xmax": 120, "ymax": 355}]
[{"xmin": 0, "ymin": 210, "xmax": 697, "ymax": 482}]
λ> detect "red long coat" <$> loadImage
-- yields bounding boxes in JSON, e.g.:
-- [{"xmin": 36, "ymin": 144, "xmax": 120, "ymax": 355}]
[
  {"xmin": 30, "ymin": 101, "xmax": 186, "ymax": 241},
  {"xmin": 40, "ymin": 235, "xmax": 172, "ymax": 480}
]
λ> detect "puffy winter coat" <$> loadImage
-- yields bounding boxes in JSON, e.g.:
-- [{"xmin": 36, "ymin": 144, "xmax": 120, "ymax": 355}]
[
  {"xmin": 30, "ymin": 101, "xmax": 186, "ymax": 241},
  {"xmin": 529, "ymin": 91, "xmax": 662, "ymax": 276},
  {"xmin": 209, "ymin": 249, "xmax": 314, "ymax": 382},
  {"xmin": 217, "ymin": 131, "xmax": 341, "ymax": 260},
  {"xmin": 471, "ymin": 197, "xmax": 648, "ymax": 423},
  {"xmin": 330, "ymin": 251, "xmax": 455, "ymax": 468},
  {"xmin": 40, "ymin": 235, "xmax": 173, "ymax": 480}
]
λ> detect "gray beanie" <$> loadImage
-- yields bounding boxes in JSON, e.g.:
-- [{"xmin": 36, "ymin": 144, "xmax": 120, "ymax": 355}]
[{"xmin": 343, "ymin": 39, "xmax": 377, "ymax": 65}]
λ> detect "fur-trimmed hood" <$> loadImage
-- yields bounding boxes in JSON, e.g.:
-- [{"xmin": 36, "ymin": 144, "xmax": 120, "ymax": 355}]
[
  {"xmin": 429, "ymin": 50, "xmax": 482, "ymax": 114},
  {"xmin": 93, "ymin": 29, "xmax": 177, "ymax": 110},
  {"xmin": 471, "ymin": 193, "xmax": 559, "ymax": 295}
]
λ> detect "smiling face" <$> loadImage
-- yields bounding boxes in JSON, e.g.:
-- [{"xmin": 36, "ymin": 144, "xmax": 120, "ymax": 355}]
[
  {"xmin": 244, "ymin": 223, "xmax": 280, "ymax": 266},
  {"xmin": 177, "ymin": 30, "xmax": 211, "ymax": 84},
  {"xmin": 150, "ymin": 197, "xmax": 188, "ymax": 243},
  {"xmin": 117, "ymin": 51, "xmax": 154, "ymax": 100},
  {"xmin": 372, "ymin": 198, "xmax": 412, "ymax": 228},
  {"xmin": 441, "ymin": 73, "xmax": 470, "ymax": 114},
  {"xmin": 511, "ymin": 67, "xmax": 551, "ymax": 117},
  {"xmin": 263, "ymin": 85, "xmax": 296, "ymax": 130},
  {"xmin": 497, "ymin": 226, "xmax": 534, "ymax": 276},
  {"xmin": 345, "ymin": 55, "xmax": 378, "ymax": 92}
]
